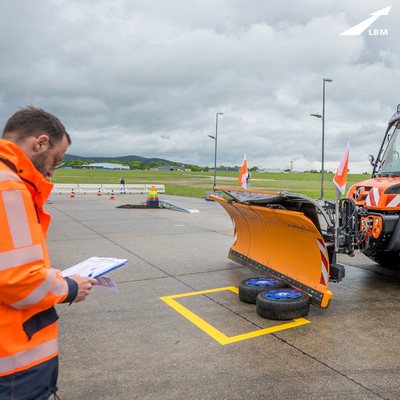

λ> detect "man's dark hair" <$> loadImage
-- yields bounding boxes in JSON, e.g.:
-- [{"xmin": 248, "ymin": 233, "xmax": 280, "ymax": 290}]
[{"xmin": 2, "ymin": 106, "xmax": 71, "ymax": 145}]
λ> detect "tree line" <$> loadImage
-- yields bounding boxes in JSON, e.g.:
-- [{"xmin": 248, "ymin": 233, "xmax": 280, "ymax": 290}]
[
  {"xmin": 64, "ymin": 159, "xmax": 263, "ymax": 172},
  {"xmin": 64, "ymin": 159, "xmax": 207, "ymax": 171}
]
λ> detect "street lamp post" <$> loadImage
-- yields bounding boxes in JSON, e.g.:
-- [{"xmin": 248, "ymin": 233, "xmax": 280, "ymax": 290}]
[
  {"xmin": 209, "ymin": 112, "xmax": 223, "ymax": 190},
  {"xmin": 311, "ymin": 78, "xmax": 332, "ymax": 200}
]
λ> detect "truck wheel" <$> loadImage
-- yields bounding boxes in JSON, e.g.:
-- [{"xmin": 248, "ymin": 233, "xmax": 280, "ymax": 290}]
[
  {"xmin": 256, "ymin": 289, "xmax": 310, "ymax": 320},
  {"xmin": 238, "ymin": 277, "xmax": 287, "ymax": 304}
]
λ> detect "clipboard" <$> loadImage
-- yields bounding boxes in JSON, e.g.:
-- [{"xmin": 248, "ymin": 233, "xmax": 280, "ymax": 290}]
[{"xmin": 61, "ymin": 257, "xmax": 128, "ymax": 279}]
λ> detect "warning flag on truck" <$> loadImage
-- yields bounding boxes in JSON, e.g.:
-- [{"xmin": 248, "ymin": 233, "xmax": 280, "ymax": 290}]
[
  {"xmin": 333, "ymin": 138, "xmax": 350, "ymax": 194},
  {"xmin": 238, "ymin": 154, "xmax": 250, "ymax": 189}
]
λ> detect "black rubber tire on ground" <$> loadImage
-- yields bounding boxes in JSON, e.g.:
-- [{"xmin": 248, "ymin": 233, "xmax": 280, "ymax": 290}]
[
  {"xmin": 256, "ymin": 288, "xmax": 310, "ymax": 320},
  {"xmin": 238, "ymin": 277, "xmax": 287, "ymax": 304}
]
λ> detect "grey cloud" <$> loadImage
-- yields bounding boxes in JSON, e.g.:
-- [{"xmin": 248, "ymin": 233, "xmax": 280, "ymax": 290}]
[{"xmin": 0, "ymin": 0, "xmax": 398, "ymax": 172}]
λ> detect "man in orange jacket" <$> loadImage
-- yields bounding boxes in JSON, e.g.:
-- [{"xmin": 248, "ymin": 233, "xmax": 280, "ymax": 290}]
[{"xmin": 0, "ymin": 107, "xmax": 97, "ymax": 399}]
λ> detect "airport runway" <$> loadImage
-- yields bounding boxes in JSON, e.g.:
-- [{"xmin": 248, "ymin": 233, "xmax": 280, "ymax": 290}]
[{"xmin": 47, "ymin": 193, "xmax": 400, "ymax": 400}]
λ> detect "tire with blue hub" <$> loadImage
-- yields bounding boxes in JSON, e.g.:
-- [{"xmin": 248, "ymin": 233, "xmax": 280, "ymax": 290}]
[
  {"xmin": 256, "ymin": 289, "xmax": 310, "ymax": 320},
  {"xmin": 238, "ymin": 277, "xmax": 287, "ymax": 304}
]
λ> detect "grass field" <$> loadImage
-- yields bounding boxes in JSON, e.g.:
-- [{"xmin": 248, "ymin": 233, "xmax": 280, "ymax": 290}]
[{"xmin": 52, "ymin": 168, "xmax": 370, "ymax": 200}]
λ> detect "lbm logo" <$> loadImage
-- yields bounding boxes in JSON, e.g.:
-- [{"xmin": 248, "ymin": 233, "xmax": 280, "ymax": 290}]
[{"xmin": 340, "ymin": 6, "xmax": 391, "ymax": 36}]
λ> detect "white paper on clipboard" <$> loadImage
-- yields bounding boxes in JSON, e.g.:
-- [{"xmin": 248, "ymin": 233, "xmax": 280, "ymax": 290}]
[{"xmin": 61, "ymin": 257, "xmax": 128, "ymax": 279}]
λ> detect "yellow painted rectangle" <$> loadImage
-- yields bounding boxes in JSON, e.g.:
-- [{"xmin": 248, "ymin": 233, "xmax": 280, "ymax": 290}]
[{"xmin": 160, "ymin": 287, "xmax": 310, "ymax": 345}]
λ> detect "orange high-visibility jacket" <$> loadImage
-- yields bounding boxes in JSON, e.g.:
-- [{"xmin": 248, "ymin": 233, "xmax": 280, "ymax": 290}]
[{"xmin": 0, "ymin": 139, "xmax": 72, "ymax": 377}]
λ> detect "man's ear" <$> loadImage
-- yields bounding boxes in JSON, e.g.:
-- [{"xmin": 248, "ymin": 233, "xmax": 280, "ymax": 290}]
[{"xmin": 33, "ymin": 135, "xmax": 50, "ymax": 153}]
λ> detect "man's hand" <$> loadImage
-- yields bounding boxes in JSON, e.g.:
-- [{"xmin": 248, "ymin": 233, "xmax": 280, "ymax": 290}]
[{"xmin": 68, "ymin": 274, "xmax": 98, "ymax": 303}]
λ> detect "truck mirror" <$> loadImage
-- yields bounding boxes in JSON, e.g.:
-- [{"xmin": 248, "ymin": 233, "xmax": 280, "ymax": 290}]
[{"xmin": 369, "ymin": 155, "xmax": 375, "ymax": 166}]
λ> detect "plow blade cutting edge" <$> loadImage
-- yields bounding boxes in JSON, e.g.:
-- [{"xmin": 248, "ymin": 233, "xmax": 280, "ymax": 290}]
[{"xmin": 211, "ymin": 189, "xmax": 333, "ymax": 308}]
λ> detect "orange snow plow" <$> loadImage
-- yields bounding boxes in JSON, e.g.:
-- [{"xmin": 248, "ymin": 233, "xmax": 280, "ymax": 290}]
[
  {"xmin": 209, "ymin": 105, "xmax": 400, "ymax": 315},
  {"xmin": 210, "ymin": 190, "xmax": 341, "ymax": 308}
]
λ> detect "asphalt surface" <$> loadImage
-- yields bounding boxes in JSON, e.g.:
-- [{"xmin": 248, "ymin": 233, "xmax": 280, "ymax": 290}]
[{"xmin": 47, "ymin": 192, "xmax": 400, "ymax": 400}]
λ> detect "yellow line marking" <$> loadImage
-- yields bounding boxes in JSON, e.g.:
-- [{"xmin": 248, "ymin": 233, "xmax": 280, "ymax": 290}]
[{"xmin": 160, "ymin": 287, "xmax": 310, "ymax": 345}]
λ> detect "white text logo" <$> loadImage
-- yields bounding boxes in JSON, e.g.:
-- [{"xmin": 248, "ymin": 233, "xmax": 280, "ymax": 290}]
[{"xmin": 340, "ymin": 6, "xmax": 391, "ymax": 36}]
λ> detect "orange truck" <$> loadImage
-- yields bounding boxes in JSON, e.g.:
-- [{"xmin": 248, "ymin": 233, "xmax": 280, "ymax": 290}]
[{"xmin": 211, "ymin": 105, "xmax": 400, "ymax": 318}]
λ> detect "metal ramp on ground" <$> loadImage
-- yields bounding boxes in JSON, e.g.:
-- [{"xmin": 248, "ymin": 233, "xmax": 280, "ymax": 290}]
[{"xmin": 159, "ymin": 200, "xmax": 199, "ymax": 213}]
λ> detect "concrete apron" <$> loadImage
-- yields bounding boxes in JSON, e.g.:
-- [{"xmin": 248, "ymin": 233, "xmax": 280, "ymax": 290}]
[{"xmin": 47, "ymin": 193, "xmax": 399, "ymax": 400}]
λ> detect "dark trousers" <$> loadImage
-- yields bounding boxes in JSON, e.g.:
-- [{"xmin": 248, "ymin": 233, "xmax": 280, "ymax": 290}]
[{"xmin": 0, "ymin": 356, "xmax": 59, "ymax": 400}]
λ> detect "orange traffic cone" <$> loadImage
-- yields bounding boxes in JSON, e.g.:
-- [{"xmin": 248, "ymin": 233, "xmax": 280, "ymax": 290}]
[
  {"xmin": 147, "ymin": 185, "xmax": 159, "ymax": 208},
  {"xmin": 70, "ymin": 188, "xmax": 75, "ymax": 198},
  {"xmin": 110, "ymin": 189, "xmax": 115, "ymax": 200},
  {"xmin": 97, "ymin": 188, "xmax": 102, "ymax": 197}
]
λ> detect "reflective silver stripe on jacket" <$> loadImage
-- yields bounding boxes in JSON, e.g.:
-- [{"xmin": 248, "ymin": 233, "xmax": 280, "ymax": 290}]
[
  {"xmin": 50, "ymin": 277, "xmax": 68, "ymax": 297},
  {"xmin": 0, "ymin": 338, "xmax": 58, "ymax": 375},
  {"xmin": 11, "ymin": 269, "xmax": 58, "ymax": 309},
  {"xmin": 0, "ymin": 170, "xmax": 20, "ymax": 183},
  {"xmin": 2, "ymin": 189, "xmax": 33, "ymax": 248},
  {"xmin": 0, "ymin": 244, "xmax": 43, "ymax": 272}
]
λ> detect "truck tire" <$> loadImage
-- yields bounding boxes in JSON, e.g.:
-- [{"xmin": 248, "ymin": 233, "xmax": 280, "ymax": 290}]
[
  {"xmin": 238, "ymin": 277, "xmax": 287, "ymax": 304},
  {"xmin": 256, "ymin": 289, "xmax": 310, "ymax": 320}
]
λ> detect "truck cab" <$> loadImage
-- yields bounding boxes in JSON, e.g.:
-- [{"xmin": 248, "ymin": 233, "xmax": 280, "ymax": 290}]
[{"xmin": 347, "ymin": 105, "xmax": 400, "ymax": 266}]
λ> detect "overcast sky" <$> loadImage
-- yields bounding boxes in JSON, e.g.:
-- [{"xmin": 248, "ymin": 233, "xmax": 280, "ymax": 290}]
[{"xmin": 0, "ymin": 0, "xmax": 398, "ymax": 172}]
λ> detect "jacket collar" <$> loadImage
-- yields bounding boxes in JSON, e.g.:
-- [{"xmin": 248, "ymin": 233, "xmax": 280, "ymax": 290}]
[{"xmin": 0, "ymin": 139, "xmax": 54, "ymax": 207}]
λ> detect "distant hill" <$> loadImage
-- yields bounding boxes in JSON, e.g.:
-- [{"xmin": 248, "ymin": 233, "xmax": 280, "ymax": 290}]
[{"xmin": 64, "ymin": 154, "xmax": 175, "ymax": 164}]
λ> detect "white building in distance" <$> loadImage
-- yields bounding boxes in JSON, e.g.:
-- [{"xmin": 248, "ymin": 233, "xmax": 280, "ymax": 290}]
[{"xmin": 81, "ymin": 163, "xmax": 130, "ymax": 170}]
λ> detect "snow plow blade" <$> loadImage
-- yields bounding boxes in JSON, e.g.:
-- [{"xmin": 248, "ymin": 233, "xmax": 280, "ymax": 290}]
[{"xmin": 210, "ymin": 189, "xmax": 334, "ymax": 308}]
